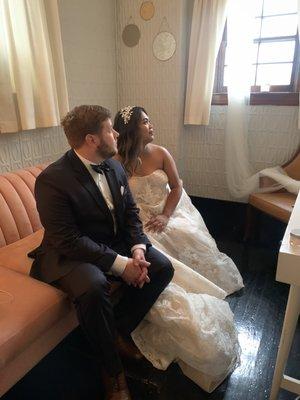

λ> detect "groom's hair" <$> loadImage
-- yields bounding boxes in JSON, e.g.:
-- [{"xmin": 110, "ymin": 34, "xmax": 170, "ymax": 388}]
[{"xmin": 61, "ymin": 105, "xmax": 111, "ymax": 149}]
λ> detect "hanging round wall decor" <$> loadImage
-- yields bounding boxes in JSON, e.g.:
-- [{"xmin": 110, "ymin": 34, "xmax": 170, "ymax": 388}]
[
  {"xmin": 122, "ymin": 24, "xmax": 141, "ymax": 47},
  {"xmin": 140, "ymin": 1, "xmax": 155, "ymax": 21},
  {"xmin": 153, "ymin": 31, "xmax": 176, "ymax": 61}
]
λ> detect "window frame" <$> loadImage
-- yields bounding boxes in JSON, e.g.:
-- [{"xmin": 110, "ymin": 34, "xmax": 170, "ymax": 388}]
[{"xmin": 212, "ymin": 13, "xmax": 300, "ymax": 106}]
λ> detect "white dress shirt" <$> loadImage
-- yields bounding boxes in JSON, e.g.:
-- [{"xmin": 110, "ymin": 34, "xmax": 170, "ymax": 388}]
[{"xmin": 74, "ymin": 151, "xmax": 146, "ymax": 276}]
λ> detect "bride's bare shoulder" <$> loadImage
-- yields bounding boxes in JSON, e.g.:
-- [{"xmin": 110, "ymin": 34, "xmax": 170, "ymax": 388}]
[
  {"xmin": 147, "ymin": 143, "xmax": 166, "ymax": 156},
  {"xmin": 147, "ymin": 144, "xmax": 172, "ymax": 163}
]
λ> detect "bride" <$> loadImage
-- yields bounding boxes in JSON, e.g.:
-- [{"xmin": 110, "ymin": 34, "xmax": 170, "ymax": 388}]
[{"xmin": 113, "ymin": 106, "xmax": 244, "ymax": 392}]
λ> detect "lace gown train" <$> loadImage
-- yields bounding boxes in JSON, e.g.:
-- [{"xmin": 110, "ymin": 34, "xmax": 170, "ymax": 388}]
[{"xmin": 128, "ymin": 170, "xmax": 243, "ymax": 392}]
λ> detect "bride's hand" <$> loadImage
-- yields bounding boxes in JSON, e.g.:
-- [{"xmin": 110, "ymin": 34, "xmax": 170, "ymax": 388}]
[{"xmin": 145, "ymin": 214, "xmax": 169, "ymax": 233}]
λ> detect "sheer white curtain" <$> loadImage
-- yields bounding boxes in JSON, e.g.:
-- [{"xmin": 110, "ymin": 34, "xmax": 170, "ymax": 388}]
[
  {"xmin": 225, "ymin": 0, "xmax": 260, "ymax": 199},
  {"xmin": 184, "ymin": 0, "xmax": 228, "ymax": 125},
  {"xmin": 298, "ymin": 0, "xmax": 300, "ymax": 129},
  {"xmin": 225, "ymin": 0, "xmax": 300, "ymax": 199},
  {"xmin": 0, "ymin": 0, "xmax": 69, "ymax": 133},
  {"xmin": 0, "ymin": 6, "xmax": 18, "ymax": 133}
]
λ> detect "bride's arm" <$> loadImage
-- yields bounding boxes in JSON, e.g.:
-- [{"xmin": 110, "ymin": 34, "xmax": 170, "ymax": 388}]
[
  {"xmin": 161, "ymin": 147, "xmax": 183, "ymax": 218},
  {"xmin": 145, "ymin": 147, "xmax": 182, "ymax": 232}
]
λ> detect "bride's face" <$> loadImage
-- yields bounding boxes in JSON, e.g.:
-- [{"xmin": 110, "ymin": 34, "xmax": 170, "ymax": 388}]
[{"xmin": 137, "ymin": 111, "xmax": 154, "ymax": 145}]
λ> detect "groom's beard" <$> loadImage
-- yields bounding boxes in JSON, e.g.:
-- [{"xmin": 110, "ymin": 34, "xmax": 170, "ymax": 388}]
[{"xmin": 96, "ymin": 144, "xmax": 117, "ymax": 160}]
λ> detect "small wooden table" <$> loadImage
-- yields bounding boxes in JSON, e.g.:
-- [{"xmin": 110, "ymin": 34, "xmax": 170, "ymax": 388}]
[{"xmin": 270, "ymin": 192, "xmax": 300, "ymax": 399}]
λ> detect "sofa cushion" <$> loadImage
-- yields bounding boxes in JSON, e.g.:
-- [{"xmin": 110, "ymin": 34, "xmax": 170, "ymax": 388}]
[
  {"xmin": 0, "ymin": 229, "xmax": 123, "ymax": 296},
  {"xmin": 0, "ymin": 229, "xmax": 43, "ymax": 275},
  {"xmin": 0, "ymin": 266, "xmax": 73, "ymax": 368}
]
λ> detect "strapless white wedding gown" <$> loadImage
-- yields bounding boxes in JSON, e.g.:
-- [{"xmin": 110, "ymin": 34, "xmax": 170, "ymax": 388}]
[
  {"xmin": 129, "ymin": 170, "xmax": 244, "ymax": 295},
  {"xmin": 129, "ymin": 170, "xmax": 243, "ymax": 392}
]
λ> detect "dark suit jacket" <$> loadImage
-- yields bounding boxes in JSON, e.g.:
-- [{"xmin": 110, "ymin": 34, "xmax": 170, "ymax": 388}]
[{"xmin": 30, "ymin": 149, "xmax": 151, "ymax": 283}]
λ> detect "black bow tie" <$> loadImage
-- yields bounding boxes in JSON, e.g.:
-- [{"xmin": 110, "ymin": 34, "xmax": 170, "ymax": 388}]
[{"xmin": 90, "ymin": 162, "xmax": 110, "ymax": 174}]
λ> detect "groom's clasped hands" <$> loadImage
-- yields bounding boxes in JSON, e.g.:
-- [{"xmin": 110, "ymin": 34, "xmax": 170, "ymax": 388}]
[{"xmin": 121, "ymin": 248, "xmax": 151, "ymax": 289}]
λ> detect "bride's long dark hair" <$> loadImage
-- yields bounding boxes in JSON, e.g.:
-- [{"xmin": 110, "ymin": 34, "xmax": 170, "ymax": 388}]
[{"xmin": 113, "ymin": 106, "xmax": 147, "ymax": 176}]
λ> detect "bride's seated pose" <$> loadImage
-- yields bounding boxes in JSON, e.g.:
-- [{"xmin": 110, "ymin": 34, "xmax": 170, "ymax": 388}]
[
  {"xmin": 113, "ymin": 106, "xmax": 244, "ymax": 391},
  {"xmin": 114, "ymin": 106, "xmax": 244, "ymax": 295}
]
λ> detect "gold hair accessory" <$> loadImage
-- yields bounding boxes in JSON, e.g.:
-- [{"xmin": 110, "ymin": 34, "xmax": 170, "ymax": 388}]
[{"xmin": 120, "ymin": 106, "xmax": 135, "ymax": 124}]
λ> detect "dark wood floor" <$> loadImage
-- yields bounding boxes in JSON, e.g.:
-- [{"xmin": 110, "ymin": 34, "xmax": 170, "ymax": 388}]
[{"xmin": 3, "ymin": 200, "xmax": 300, "ymax": 400}]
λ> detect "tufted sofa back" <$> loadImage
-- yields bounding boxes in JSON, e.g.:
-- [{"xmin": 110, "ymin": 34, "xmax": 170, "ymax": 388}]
[{"xmin": 0, "ymin": 165, "xmax": 47, "ymax": 248}]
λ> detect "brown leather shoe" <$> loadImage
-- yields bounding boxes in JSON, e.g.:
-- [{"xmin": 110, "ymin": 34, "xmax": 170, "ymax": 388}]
[
  {"xmin": 116, "ymin": 334, "xmax": 144, "ymax": 361},
  {"xmin": 102, "ymin": 370, "xmax": 132, "ymax": 400}
]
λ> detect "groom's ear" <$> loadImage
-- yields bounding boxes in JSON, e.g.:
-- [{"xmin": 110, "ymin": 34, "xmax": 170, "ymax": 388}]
[
  {"xmin": 85, "ymin": 133, "xmax": 94, "ymax": 145},
  {"xmin": 85, "ymin": 132, "xmax": 100, "ymax": 147}
]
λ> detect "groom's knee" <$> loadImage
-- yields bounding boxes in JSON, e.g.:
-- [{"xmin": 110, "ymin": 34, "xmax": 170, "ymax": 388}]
[
  {"xmin": 147, "ymin": 247, "xmax": 174, "ymax": 285},
  {"xmin": 160, "ymin": 258, "xmax": 174, "ymax": 286}
]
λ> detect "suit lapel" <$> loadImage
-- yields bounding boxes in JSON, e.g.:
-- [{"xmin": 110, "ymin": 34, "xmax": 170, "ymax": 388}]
[{"xmin": 68, "ymin": 150, "xmax": 112, "ymax": 217}]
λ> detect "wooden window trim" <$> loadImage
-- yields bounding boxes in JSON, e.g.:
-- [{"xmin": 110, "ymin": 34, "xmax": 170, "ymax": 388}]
[{"xmin": 212, "ymin": 92, "xmax": 299, "ymax": 106}]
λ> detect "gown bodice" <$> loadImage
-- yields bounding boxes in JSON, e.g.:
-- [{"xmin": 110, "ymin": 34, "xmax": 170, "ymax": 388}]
[{"xmin": 129, "ymin": 169, "xmax": 169, "ymax": 212}]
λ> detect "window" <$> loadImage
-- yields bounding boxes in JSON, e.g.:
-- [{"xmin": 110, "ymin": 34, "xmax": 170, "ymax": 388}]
[{"xmin": 213, "ymin": 0, "xmax": 299, "ymax": 105}]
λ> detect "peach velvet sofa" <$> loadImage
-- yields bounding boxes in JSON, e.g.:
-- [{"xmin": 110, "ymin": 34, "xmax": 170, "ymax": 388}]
[{"xmin": 0, "ymin": 165, "xmax": 78, "ymax": 396}]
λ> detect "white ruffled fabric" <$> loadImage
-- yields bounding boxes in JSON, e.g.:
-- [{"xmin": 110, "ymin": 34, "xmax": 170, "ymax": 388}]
[{"xmin": 259, "ymin": 166, "xmax": 300, "ymax": 195}]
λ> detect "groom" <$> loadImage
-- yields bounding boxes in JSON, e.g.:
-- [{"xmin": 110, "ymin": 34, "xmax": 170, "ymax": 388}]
[{"xmin": 30, "ymin": 105, "xmax": 174, "ymax": 400}]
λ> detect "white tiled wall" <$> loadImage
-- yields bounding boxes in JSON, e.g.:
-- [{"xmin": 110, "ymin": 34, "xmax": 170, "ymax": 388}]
[
  {"xmin": 183, "ymin": 106, "xmax": 300, "ymax": 201},
  {"xmin": 116, "ymin": 0, "xmax": 186, "ymax": 162},
  {"xmin": 1, "ymin": 0, "xmax": 299, "ymax": 202},
  {"xmin": 59, "ymin": 0, "xmax": 117, "ymax": 110},
  {"xmin": 117, "ymin": 0, "xmax": 300, "ymax": 201},
  {"xmin": 0, "ymin": 0, "xmax": 117, "ymax": 173}
]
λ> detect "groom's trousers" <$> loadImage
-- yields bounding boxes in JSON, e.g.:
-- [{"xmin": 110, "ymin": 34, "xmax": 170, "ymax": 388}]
[{"xmin": 54, "ymin": 246, "xmax": 174, "ymax": 377}]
